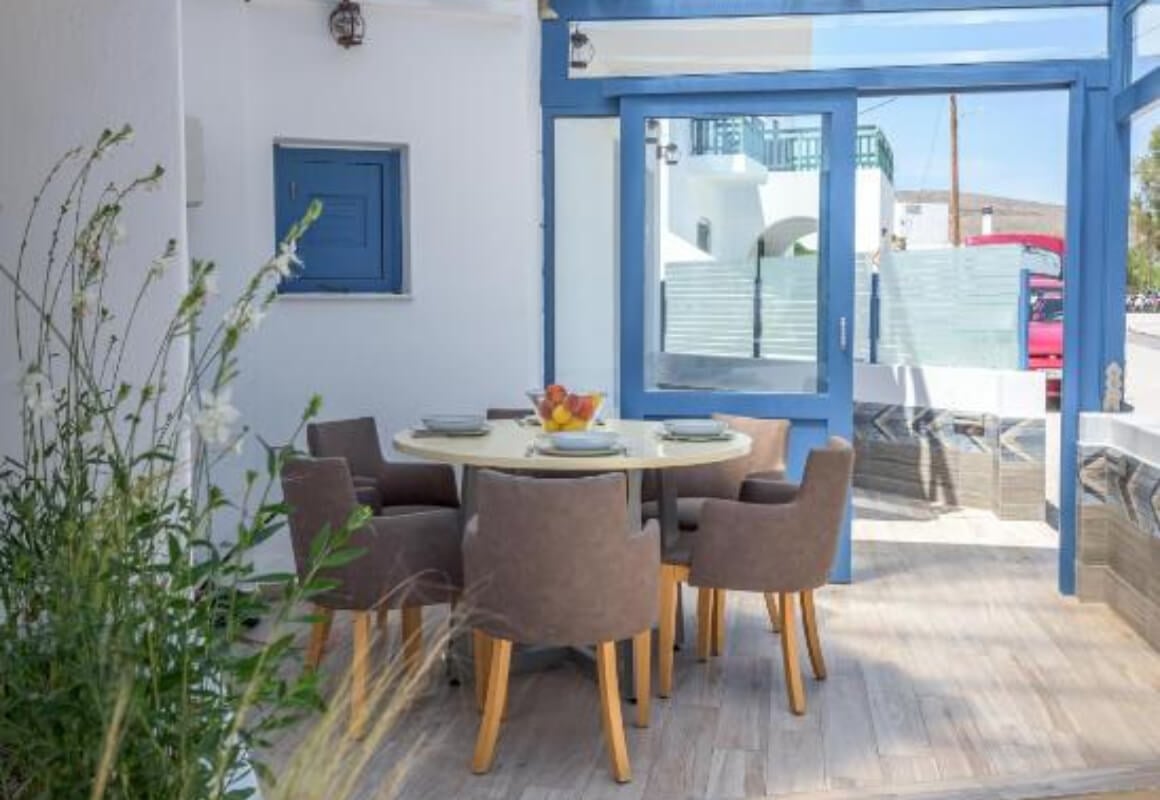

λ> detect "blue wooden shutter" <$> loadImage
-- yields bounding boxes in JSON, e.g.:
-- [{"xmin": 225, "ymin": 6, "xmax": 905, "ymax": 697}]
[{"xmin": 274, "ymin": 146, "xmax": 404, "ymax": 293}]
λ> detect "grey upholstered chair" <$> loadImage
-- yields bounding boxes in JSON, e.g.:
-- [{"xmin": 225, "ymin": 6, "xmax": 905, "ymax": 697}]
[
  {"xmin": 307, "ymin": 417, "xmax": 459, "ymax": 513},
  {"xmin": 657, "ymin": 437, "xmax": 854, "ymax": 715},
  {"xmin": 464, "ymin": 470, "xmax": 659, "ymax": 783},
  {"xmin": 642, "ymin": 414, "xmax": 791, "ymax": 531},
  {"xmin": 642, "ymin": 415, "xmax": 791, "ymax": 646},
  {"xmin": 281, "ymin": 457, "xmax": 463, "ymax": 737}
]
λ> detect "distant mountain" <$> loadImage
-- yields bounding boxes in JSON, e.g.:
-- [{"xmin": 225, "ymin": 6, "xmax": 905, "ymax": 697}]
[{"xmin": 895, "ymin": 190, "xmax": 1065, "ymax": 238}]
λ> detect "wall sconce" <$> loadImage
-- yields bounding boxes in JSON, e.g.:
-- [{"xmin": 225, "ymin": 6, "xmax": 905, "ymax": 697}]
[
  {"xmin": 329, "ymin": 0, "xmax": 365, "ymax": 49},
  {"xmin": 656, "ymin": 142, "xmax": 680, "ymax": 166},
  {"xmin": 645, "ymin": 119, "xmax": 661, "ymax": 145},
  {"xmin": 570, "ymin": 25, "xmax": 595, "ymax": 70}
]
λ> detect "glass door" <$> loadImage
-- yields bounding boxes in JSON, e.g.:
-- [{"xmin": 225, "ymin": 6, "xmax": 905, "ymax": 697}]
[{"xmin": 619, "ymin": 92, "xmax": 856, "ymax": 580}]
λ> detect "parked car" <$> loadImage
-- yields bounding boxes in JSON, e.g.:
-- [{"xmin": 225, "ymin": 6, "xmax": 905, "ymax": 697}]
[{"xmin": 965, "ymin": 233, "xmax": 1064, "ymax": 402}]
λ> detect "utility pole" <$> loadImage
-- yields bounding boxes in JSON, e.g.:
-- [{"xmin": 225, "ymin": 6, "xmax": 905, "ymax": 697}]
[{"xmin": 949, "ymin": 93, "xmax": 962, "ymax": 246}]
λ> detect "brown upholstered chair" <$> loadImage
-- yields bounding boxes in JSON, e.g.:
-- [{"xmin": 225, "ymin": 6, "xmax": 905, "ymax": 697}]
[
  {"xmin": 463, "ymin": 470, "xmax": 659, "ymax": 783},
  {"xmin": 306, "ymin": 417, "xmax": 459, "ymax": 514},
  {"xmin": 282, "ymin": 457, "xmax": 463, "ymax": 736},
  {"xmin": 657, "ymin": 437, "xmax": 854, "ymax": 715},
  {"xmin": 642, "ymin": 414, "xmax": 791, "ymax": 530}
]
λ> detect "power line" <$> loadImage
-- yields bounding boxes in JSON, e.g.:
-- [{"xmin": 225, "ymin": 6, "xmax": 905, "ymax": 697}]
[{"xmin": 859, "ymin": 96, "xmax": 900, "ymax": 116}]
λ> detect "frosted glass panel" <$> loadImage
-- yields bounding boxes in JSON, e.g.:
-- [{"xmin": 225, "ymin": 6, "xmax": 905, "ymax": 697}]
[
  {"xmin": 570, "ymin": 8, "xmax": 1106, "ymax": 79},
  {"xmin": 876, "ymin": 245, "xmax": 1025, "ymax": 369}
]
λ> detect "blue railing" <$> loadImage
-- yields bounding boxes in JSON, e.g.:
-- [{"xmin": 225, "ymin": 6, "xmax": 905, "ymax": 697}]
[
  {"xmin": 689, "ymin": 119, "xmax": 895, "ymax": 183},
  {"xmin": 690, "ymin": 117, "xmax": 767, "ymax": 163}
]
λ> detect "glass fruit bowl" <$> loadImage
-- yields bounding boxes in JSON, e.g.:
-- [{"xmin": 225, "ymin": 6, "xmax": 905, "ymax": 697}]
[{"xmin": 527, "ymin": 385, "xmax": 605, "ymax": 432}]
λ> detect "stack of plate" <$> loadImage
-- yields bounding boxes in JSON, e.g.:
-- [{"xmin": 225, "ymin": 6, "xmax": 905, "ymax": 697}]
[
  {"xmin": 659, "ymin": 419, "xmax": 732, "ymax": 442},
  {"xmin": 417, "ymin": 415, "xmax": 490, "ymax": 437}
]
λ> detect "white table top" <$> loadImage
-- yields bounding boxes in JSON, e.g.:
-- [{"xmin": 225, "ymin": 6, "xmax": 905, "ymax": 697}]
[{"xmin": 393, "ymin": 418, "xmax": 751, "ymax": 471}]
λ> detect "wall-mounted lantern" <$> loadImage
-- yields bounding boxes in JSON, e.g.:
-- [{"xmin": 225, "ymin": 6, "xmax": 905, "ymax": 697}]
[
  {"xmin": 657, "ymin": 142, "xmax": 680, "ymax": 166},
  {"xmin": 569, "ymin": 25, "xmax": 595, "ymax": 69},
  {"xmin": 329, "ymin": 0, "xmax": 365, "ymax": 49}
]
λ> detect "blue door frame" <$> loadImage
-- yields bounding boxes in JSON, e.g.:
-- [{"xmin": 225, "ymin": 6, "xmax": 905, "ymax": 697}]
[
  {"xmin": 542, "ymin": 2, "xmax": 1122, "ymax": 595},
  {"xmin": 618, "ymin": 92, "xmax": 858, "ymax": 581}
]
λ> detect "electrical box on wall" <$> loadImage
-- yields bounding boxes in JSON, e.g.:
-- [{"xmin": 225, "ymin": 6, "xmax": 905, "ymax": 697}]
[{"xmin": 185, "ymin": 115, "xmax": 204, "ymax": 209}]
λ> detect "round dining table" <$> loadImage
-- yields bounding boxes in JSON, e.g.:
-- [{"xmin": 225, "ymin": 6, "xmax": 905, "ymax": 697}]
[
  {"xmin": 393, "ymin": 417, "xmax": 753, "ymax": 544},
  {"xmin": 393, "ymin": 417, "xmax": 752, "ymax": 687}
]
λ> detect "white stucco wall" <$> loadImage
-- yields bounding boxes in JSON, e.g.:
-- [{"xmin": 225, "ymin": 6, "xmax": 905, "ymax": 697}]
[
  {"xmin": 554, "ymin": 118, "xmax": 619, "ymax": 411},
  {"xmin": 182, "ymin": 0, "xmax": 541, "ymax": 570},
  {"xmin": 0, "ymin": 0, "xmax": 189, "ymax": 461}
]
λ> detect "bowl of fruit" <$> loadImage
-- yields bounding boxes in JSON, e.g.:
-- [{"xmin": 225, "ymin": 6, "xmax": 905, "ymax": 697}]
[{"xmin": 528, "ymin": 385, "xmax": 605, "ymax": 432}]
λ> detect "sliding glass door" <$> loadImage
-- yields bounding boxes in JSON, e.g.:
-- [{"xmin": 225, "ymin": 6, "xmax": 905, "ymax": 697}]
[{"xmin": 619, "ymin": 92, "xmax": 857, "ymax": 580}]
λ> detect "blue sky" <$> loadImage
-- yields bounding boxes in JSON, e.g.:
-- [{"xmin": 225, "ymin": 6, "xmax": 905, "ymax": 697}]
[{"xmin": 858, "ymin": 90, "xmax": 1070, "ymax": 206}]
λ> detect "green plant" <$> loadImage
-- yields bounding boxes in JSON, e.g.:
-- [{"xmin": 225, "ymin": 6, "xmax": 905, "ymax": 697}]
[{"xmin": 0, "ymin": 126, "xmax": 368, "ymax": 799}]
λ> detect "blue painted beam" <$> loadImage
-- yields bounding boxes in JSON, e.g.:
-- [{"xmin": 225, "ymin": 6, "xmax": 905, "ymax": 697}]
[{"xmin": 1114, "ymin": 65, "xmax": 1160, "ymax": 119}]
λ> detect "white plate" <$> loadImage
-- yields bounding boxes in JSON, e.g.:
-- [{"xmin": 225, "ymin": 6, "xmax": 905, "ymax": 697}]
[
  {"xmin": 421, "ymin": 414, "xmax": 487, "ymax": 433},
  {"xmin": 548, "ymin": 431, "xmax": 621, "ymax": 452},
  {"xmin": 662, "ymin": 418, "xmax": 727, "ymax": 437}
]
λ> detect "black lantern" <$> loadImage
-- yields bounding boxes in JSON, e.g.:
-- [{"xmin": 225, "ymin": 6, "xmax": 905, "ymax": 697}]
[
  {"xmin": 329, "ymin": 0, "xmax": 365, "ymax": 49},
  {"xmin": 657, "ymin": 142, "xmax": 680, "ymax": 166},
  {"xmin": 569, "ymin": 26, "xmax": 594, "ymax": 70}
]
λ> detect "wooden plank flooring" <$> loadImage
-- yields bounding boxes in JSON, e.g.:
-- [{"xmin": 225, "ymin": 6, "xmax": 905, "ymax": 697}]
[{"xmin": 264, "ymin": 511, "xmax": 1160, "ymax": 799}]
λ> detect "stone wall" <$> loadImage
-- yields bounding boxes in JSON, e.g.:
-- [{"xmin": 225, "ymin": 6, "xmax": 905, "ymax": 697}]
[
  {"xmin": 1077, "ymin": 443, "xmax": 1160, "ymax": 648},
  {"xmin": 854, "ymin": 402, "xmax": 1046, "ymax": 520}
]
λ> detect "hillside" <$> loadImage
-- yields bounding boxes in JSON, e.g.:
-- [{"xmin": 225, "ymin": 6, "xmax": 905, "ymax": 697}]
[{"xmin": 896, "ymin": 189, "xmax": 1065, "ymax": 238}]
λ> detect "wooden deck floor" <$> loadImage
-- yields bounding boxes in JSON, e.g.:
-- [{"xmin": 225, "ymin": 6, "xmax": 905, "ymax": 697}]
[{"xmin": 268, "ymin": 510, "xmax": 1160, "ymax": 800}]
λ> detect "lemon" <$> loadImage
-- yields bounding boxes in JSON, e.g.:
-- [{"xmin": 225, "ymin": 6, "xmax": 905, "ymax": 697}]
[
  {"xmin": 544, "ymin": 420, "xmax": 560, "ymax": 432},
  {"xmin": 565, "ymin": 419, "xmax": 586, "ymax": 431},
  {"xmin": 551, "ymin": 405, "xmax": 572, "ymax": 425}
]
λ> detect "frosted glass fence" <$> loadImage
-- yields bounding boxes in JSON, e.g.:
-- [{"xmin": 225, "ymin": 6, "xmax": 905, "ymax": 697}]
[
  {"xmin": 660, "ymin": 243, "xmax": 1029, "ymax": 378},
  {"xmin": 875, "ymin": 244, "xmax": 1025, "ymax": 370}
]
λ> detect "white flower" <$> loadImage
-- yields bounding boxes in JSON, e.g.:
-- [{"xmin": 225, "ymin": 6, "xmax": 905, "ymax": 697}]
[
  {"xmin": 149, "ymin": 255, "xmax": 171, "ymax": 278},
  {"xmin": 21, "ymin": 370, "xmax": 55, "ymax": 422},
  {"xmin": 230, "ymin": 435, "xmax": 245, "ymax": 457},
  {"xmin": 112, "ymin": 222, "xmax": 127, "ymax": 244},
  {"xmin": 72, "ymin": 288, "xmax": 98, "ymax": 317},
  {"xmin": 224, "ymin": 301, "xmax": 265, "ymax": 333},
  {"xmin": 193, "ymin": 389, "xmax": 240, "ymax": 447},
  {"xmin": 269, "ymin": 240, "xmax": 303, "ymax": 278},
  {"xmin": 202, "ymin": 272, "xmax": 219, "ymax": 299}
]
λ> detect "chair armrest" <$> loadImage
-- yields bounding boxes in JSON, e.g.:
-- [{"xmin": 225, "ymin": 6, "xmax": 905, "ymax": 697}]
[
  {"xmin": 378, "ymin": 461, "xmax": 459, "ymax": 508},
  {"xmin": 739, "ymin": 477, "xmax": 799, "ymax": 505},
  {"xmin": 354, "ymin": 485, "xmax": 383, "ymax": 508},
  {"xmin": 746, "ymin": 468, "xmax": 786, "ymax": 483}
]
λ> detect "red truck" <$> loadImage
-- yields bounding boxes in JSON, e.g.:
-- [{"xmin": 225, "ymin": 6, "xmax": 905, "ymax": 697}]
[{"xmin": 965, "ymin": 233, "xmax": 1064, "ymax": 402}]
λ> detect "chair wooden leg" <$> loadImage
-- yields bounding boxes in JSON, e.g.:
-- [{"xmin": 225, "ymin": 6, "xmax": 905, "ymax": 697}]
[
  {"xmin": 401, "ymin": 606, "xmax": 422, "ymax": 677},
  {"xmin": 658, "ymin": 566, "xmax": 678, "ymax": 698},
  {"xmin": 696, "ymin": 587, "xmax": 714, "ymax": 662},
  {"xmin": 350, "ymin": 610, "xmax": 372, "ymax": 738},
  {"xmin": 596, "ymin": 640, "xmax": 632, "ymax": 783},
  {"xmin": 711, "ymin": 588, "xmax": 726, "ymax": 656},
  {"xmin": 779, "ymin": 592, "xmax": 805, "ymax": 715},
  {"xmin": 473, "ymin": 629, "xmax": 492, "ymax": 713},
  {"xmin": 632, "ymin": 630, "xmax": 651, "ymax": 728},
  {"xmin": 305, "ymin": 606, "xmax": 333, "ymax": 671},
  {"xmin": 801, "ymin": 589, "xmax": 827, "ymax": 680},
  {"xmin": 764, "ymin": 592, "xmax": 781, "ymax": 633},
  {"xmin": 471, "ymin": 637, "xmax": 512, "ymax": 774},
  {"xmin": 376, "ymin": 604, "xmax": 389, "ymax": 633}
]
